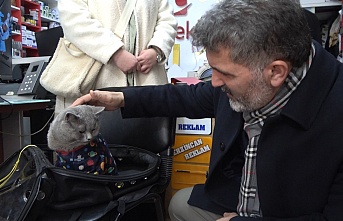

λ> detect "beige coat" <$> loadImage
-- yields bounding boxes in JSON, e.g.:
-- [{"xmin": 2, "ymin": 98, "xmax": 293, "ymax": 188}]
[
  {"xmin": 55, "ymin": 0, "xmax": 177, "ymax": 114},
  {"xmin": 58, "ymin": 0, "xmax": 177, "ymax": 87}
]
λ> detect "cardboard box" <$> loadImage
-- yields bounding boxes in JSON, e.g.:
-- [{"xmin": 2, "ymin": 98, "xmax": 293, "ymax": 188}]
[
  {"xmin": 173, "ymin": 135, "xmax": 212, "ymax": 164},
  {"xmin": 171, "ymin": 162, "xmax": 209, "ymax": 191},
  {"xmin": 169, "ymin": 77, "xmax": 214, "ymax": 196}
]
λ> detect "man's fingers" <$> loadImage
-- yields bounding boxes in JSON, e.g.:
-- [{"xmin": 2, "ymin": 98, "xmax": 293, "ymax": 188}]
[{"xmin": 71, "ymin": 94, "xmax": 92, "ymax": 106}]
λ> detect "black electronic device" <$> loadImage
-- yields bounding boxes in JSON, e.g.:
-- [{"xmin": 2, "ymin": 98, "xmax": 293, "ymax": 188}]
[
  {"xmin": 35, "ymin": 26, "xmax": 63, "ymax": 58},
  {"xmin": 18, "ymin": 26, "xmax": 63, "ymax": 100},
  {"xmin": 17, "ymin": 60, "xmax": 47, "ymax": 98}
]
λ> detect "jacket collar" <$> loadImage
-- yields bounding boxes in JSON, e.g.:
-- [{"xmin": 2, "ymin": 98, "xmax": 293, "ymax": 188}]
[{"xmin": 280, "ymin": 41, "xmax": 340, "ymax": 130}]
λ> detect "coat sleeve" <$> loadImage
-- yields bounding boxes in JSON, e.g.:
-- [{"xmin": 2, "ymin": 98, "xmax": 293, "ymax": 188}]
[
  {"xmin": 147, "ymin": 0, "xmax": 177, "ymax": 62},
  {"xmin": 121, "ymin": 82, "xmax": 216, "ymax": 118},
  {"xmin": 57, "ymin": 0, "xmax": 123, "ymax": 64}
]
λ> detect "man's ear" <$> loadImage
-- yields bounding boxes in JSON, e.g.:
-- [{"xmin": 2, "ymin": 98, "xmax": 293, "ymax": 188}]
[{"xmin": 264, "ymin": 60, "xmax": 291, "ymax": 88}]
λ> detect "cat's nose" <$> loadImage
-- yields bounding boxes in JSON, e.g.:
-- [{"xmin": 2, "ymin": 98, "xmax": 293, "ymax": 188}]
[{"xmin": 86, "ymin": 132, "xmax": 92, "ymax": 140}]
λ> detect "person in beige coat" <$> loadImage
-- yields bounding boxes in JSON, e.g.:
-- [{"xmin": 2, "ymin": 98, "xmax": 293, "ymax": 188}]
[{"xmin": 55, "ymin": 0, "xmax": 177, "ymax": 115}]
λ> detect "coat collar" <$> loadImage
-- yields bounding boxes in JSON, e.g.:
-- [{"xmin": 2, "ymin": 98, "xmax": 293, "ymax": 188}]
[{"xmin": 280, "ymin": 41, "xmax": 341, "ymax": 130}]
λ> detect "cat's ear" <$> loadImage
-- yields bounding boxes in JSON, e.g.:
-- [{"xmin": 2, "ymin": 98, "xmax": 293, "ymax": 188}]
[
  {"xmin": 65, "ymin": 112, "xmax": 80, "ymax": 121},
  {"xmin": 92, "ymin": 106, "xmax": 105, "ymax": 115}
]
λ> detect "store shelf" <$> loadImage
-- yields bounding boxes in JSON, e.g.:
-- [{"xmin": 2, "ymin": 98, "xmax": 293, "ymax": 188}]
[
  {"xmin": 22, "ymin": 22, "xmax": 40, "ymax": 29},
  {"xmin": 41, "ymin": 15, "xmax": 59, "ymax": 23},
  {"xmin": 11, "ymin": 5, "xmax": 20, "ymax": 11},
  {"xmin": 10, "ymin": 0, "xmax": 42, "ymax": 57},
  {"xmin": 12, "ymin": 31, "xmax": 21, "ymax": 35}
]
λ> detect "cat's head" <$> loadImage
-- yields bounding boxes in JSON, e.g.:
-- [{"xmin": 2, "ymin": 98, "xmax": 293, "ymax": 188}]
[
  {"xmin": 64, "ymin": 105, "xmax": 105, "ymax": 144},
  {"xmin": 49, "ymin": 105, "xmax": 105, "ymax": 151}
]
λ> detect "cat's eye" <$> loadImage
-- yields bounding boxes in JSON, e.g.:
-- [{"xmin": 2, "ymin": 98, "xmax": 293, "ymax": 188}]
[{"xmin": 79, "ymin": 131, "xmax": 85, "ymax": 134}]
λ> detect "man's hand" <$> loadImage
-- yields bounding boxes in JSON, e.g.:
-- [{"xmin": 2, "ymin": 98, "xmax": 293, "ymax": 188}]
[
  {"xmin": 216, "ymin": 212, "xmax": 238, "ymax": 221},
  {"xmin": 71, "ymin": 90, "xmax": 125, "ymax": 111}
]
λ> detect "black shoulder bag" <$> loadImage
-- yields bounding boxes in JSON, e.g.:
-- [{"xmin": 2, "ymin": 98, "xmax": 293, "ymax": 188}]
[{"xmin": 0, "ymin": 144, "xmax": 160, "ymax": 221}]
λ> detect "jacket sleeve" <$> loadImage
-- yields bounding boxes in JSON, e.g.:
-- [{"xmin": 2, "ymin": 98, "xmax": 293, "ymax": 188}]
[
  {"xmin": 121, "ymin": 82, "xmax": 215, "ymax": 118},
  {"xmin": 58, "ymin": 0, "xmax": 123, "ymax": 64},
  {"xmin": 147, "ymin": 0, "xmax": 177, "ymax": 62}
]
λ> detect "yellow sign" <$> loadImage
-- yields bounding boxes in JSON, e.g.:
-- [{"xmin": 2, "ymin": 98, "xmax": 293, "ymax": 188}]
[
  {"xmin": 172, "ymin": 135, "xmax": 212, "ymax": 164},
  {"xmin": 172, "ymin": 44, "xmax": 180, "ymax": 65}
]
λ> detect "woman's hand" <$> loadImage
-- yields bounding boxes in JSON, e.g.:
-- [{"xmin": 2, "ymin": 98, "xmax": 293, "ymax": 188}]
[
  {"xmin": 112, "ymin": 48, "xmax": 138, "ymax": 74},
  {"xmin": 71, "ymin": 90, "xmax": 125, "ymax": 111},
  {"xmin": 137, "ymin": 48, "xmax": 158, "ymax": 74}
]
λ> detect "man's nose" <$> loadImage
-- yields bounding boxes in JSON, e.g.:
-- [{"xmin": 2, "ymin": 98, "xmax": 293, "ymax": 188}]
[{"xmin": 211, "ymin": 71, "xmax": 223, "ymax": 88}]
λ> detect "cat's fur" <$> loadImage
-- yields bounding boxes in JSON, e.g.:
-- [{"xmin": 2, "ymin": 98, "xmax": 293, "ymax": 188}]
[{"xmin": 47, "ymin": 105, "xmax": 117, "ymax": 175}]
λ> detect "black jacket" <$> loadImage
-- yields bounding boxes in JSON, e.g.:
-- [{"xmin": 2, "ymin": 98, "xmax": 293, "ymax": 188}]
[{"xmin": 121, "ymin": 42, "xmax": 343, "ymax": 220}]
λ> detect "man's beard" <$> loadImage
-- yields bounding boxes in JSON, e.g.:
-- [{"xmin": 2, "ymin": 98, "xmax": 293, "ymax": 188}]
[{"xmin": 226, "ymin": 72, "xmax": 275, "ymax": 112}]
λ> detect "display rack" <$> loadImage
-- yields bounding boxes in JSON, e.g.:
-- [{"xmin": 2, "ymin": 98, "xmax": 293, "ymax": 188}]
[
  {"xmin": 11, "ymin": 0, "xmax": 41, "ymax": 57},
  {"xmin": 11, "ymin": 0, "xmax": 59, "ymax": 58}
]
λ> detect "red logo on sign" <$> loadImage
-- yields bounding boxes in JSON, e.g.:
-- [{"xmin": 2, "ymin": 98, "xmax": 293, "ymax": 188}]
[{"xmin": 174, "ymin": 0, "xmax": 192, "ymax": 16}]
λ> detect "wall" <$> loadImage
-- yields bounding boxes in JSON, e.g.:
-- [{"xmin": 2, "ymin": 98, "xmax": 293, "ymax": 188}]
[
  {"xmin": 167, "ymin": 0, "xmax": 342, "ymax": 75},
  {"xmin": 168, "ymin": 0, "xmax": 220, "ymax": 73}
]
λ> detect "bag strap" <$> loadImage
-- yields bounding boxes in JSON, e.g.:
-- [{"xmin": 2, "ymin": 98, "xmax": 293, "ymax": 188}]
[
  {"xmin": 0, "ymin": 145, "xmax": 49, "ymax": 188},
  {"xmin": 17, "ymin": 145, "xmax": 53, "ymax": 221},
  {"xmin": 114, "ymin": 0, "xmax": 137, "ymax": 39},
  {"xmin": 75, "ymin": 184, "xmax": 156, "ymax": 221}
]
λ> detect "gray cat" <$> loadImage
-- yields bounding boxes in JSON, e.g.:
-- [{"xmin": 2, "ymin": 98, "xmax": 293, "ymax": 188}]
[{"xmin": 47, "ymin": 105, "xmax": 117, "ymax": 175}]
